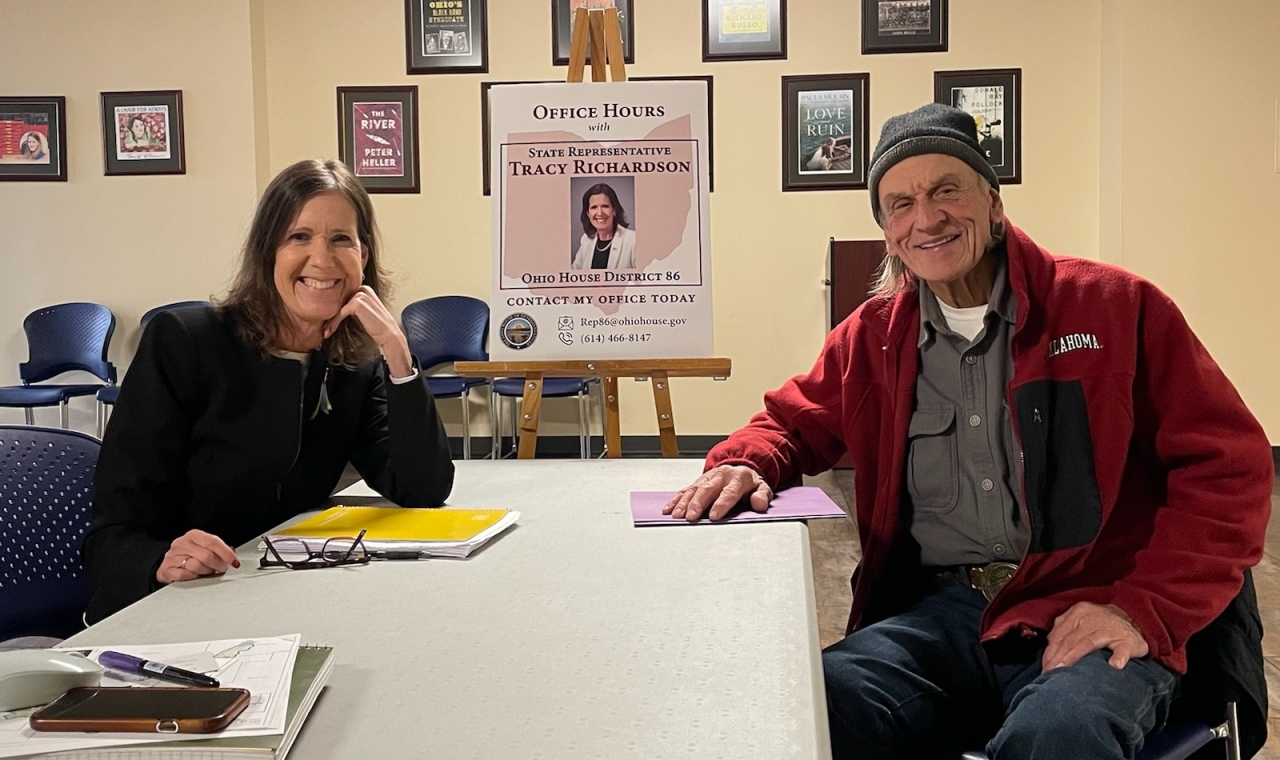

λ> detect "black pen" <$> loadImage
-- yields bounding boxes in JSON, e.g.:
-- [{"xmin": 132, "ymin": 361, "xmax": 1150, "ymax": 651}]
[
  {"xmin": 99, "ymin": 651, "xmax": 220, "ymax": 687},
  {"xmin": 372, "ymin": 550, "xmax": 425, "ymax": 560}
]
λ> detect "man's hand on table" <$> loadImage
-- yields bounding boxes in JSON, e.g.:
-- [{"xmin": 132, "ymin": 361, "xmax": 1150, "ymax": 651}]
[{"xmin": 662, "ymin": 464, "xmax": 773, "ymax": 523}]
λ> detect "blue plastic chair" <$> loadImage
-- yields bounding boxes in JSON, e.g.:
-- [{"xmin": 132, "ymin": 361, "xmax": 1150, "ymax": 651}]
[
  {"xmin": 139, "ymin": 300, "xmax": 211, "ymax": 328},
  {"xmin": 959, "ymin": 572, "xmax": 1264, "ymax": 760},
  {"xmin": 96, "ymin": 301, "xmax": 210, "ymax": 437},
  {"xmin": 0, "ymin": 303, "xmax": 116, "ymax": 429},
  {"xmin": 960, "ymin": 708, "xmax": 1240, "ymax": 759},
  {"xmin": 0, "ymin": 425, "xmax": 100, "ymax": 641},
  {"xmin": 491, "ymin": 376, "xmax": 600, "ymax": 459},
  {"xmin": 401, "ymin": 296, "xmax": 490, "ymax": 460}
]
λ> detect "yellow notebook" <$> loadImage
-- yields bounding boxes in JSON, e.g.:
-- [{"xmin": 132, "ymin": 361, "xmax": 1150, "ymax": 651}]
[{"xmin": 270, "ymin": 507, "xmax": 519, "ymax": 558}]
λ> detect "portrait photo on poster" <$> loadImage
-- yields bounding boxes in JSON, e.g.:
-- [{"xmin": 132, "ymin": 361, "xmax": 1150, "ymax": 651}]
[
  {"xmin": 552, "ymin": 0, "xmax": 634, "ymax": 65},
  {"xmin": 0, "ymin": 97, "xmax": 67, "ymax": 181},
  {"xmin": 702, "ymin": 0, "xmax": 786, "ymax": 62},
  {"xmin": 100, "ymin": 90, "xmax": 185, "ymax": 176},
  {"xmin": 781, "ymin": 73, "xmax": 870, "ymax": 192},
  {"xmin": 338, "ymin": 86, "xmax": 420, "ymax": 193},
  {"xmin": 405, "ymin": 0, "xmax": 488, "ymax": 74},
  {"xmin": 861, "ymin": 0, "xmax": 948, "ymax": 54},
  {"xmin": 569, "ymin": 175, "xmax": 636, "ymax": 270},
  {"xmin": 934, "ymin": 68, "xmax": 1021, "ymax": 184}
]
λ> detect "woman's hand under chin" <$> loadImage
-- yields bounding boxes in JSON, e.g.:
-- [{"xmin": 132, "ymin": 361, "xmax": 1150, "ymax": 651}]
[{"xmin": 322, "ymin": 285, "xmax": 414, "ymax": 377}]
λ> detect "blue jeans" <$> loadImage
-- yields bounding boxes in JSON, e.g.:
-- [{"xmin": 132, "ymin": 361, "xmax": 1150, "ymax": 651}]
[{"xmin": 822, "ymin": 576, "xmax": 1178, "ymax": 760}]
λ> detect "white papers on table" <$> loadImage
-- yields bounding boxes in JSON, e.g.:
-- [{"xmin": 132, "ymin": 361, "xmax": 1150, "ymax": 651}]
[
  {"xmin": 361, "ymin": 510, "xmax": 520, "ymax": 559},
  {"xmin": 0, "ymin": 634, "xmax": 300, "ymax": 759}
]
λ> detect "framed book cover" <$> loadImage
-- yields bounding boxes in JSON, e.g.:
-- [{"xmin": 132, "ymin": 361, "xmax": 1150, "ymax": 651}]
[
  {"xmin": 487, "ymin": 81, "xmax": 712, "ymax": 360},
  {"xmin": 702, "ymin": 0, "xmax": 786, "ymax": 62},
  {"xmin": 552, "ymin": 0, "xmax": 634, "ymax": 66},
  {"xmin": 100, "ymin": 90, "xmax": 186, "ymax": 176},
  {"xmin": 934, "ymin": 68, "xmax": 1022, "ymax": 184},
  {"xmin": 337, "ymin": 86, "xmax": 421, "ymax": 194},
  {"xmin": 862, "ymin": 0, "xmax": 947, "ymax": 55},
  {"xmin": 405, "ymin": 0, "xmax": 488, "ymax": 74},
  {"xmin": 0, "ymin": 96, "xmax": 67, "ymax": 182},
  {"xmin": 781, "ymin": 74, "xmax": 870, "ymax": 192}
]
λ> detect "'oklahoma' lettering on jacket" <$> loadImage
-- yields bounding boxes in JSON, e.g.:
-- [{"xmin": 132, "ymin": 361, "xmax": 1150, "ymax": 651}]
[{"xmin": 1048, "ymin": 332, "xmax": 1102, "ymax": 358}]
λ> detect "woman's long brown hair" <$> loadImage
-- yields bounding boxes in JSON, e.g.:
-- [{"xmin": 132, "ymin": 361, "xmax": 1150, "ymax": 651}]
[{"xmin": 218, "ymin": 159, "xmax": 391, "ymax": 369}]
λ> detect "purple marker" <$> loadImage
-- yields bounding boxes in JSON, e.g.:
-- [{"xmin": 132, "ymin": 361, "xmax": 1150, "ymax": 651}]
[{"xmin": 98, "ymin": 651, "xmax": 220, "ymax": 688}]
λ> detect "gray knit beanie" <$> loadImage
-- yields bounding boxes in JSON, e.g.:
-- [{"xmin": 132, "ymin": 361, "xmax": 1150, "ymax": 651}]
[{"xmin": 867, "ymin": 103, "xmax": 999, "ymax": 225}]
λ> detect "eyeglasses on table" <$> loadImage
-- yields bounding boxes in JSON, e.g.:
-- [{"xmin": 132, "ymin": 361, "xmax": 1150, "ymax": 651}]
[{"xmin": 259, "ymin": 529, "xmax": 371, "ymax": 570}]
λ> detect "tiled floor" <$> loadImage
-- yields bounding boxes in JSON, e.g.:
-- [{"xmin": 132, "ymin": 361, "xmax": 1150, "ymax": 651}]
[{"xmin": 804, "ymin": 468, "xmax": 1280, "ymax": 758}]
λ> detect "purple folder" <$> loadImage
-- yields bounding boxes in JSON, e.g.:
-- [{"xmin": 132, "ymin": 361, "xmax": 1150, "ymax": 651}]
[{"xmin": 630, "ymin": 486, "xmax": 848, "ymax": 526}]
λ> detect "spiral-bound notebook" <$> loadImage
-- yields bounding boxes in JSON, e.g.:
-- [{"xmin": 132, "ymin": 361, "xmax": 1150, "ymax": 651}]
[{"xmin": 31, "ymin": 645, "xmax": 334, "ymax": 760}]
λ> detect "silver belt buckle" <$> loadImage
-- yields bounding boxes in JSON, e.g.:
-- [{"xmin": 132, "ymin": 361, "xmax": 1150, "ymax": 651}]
[{"xmin": 969, "ymin": 562, "xmax": 1018, "ymax": 601}]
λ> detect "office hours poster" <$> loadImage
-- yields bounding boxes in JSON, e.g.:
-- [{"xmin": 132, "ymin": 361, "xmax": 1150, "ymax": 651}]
[{"xmin": 488, "ymin": 81, "xmax": 713, "ymax": 360}]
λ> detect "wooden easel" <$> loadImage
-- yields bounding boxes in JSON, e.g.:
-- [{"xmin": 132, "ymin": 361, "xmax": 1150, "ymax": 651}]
[
  {"xmin": 457, "ymin": 8, "xmax": 730, "ymax": 460},
  {"xmin": 454, "ymin": 358, "xmax": 731, "ymax": 459},
  {"xmin": 566, "ymin": 5, "xmax": 627, "ymax": 84}
]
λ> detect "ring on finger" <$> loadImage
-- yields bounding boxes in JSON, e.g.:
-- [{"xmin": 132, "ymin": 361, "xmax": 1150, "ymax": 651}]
[{"xmin": 179, "ymin": 556, "xmax": 190, "ymax": 569}]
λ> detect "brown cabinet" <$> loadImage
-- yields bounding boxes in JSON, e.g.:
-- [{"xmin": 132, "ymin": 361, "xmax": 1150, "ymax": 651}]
[
  {"xmin": 826, "ymin": 238, "xmax": 885, "ymax": 329},
  {"xmin": 825, "ymin": 239, "xmax": 885, "ymax": 469}
]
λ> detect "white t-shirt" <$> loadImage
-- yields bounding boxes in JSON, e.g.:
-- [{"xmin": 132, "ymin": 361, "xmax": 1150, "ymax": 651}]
[{"xmin": 937, "ymin": 300, "xmax": 989, "ymax": 343}]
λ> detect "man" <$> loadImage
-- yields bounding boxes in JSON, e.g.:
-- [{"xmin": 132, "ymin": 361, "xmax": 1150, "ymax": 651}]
[{"xmin": 665, "ymin": 104, "xmax": 1272, "ymax": 759}]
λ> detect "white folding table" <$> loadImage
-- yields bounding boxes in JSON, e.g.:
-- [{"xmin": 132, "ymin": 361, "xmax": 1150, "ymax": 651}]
[{"xmin": 67, "ymin": 459, "xmax": 832, "ymax": 759}]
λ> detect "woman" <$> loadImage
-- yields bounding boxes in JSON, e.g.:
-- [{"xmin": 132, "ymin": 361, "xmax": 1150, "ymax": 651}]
[
  {"xmin": 19, "ymin": 131, "xmax": 48, "ymax": 161},
  {"xmin": 570, "ymin": 183, "xmax": 636, "ymax": 270},
  {"xmin": 122, "ymin": 116, "xmax": 153, "ymax": 149},
  {"xmin": 84, "ymin": 159, "xmax": 454, "ymax": 622}
]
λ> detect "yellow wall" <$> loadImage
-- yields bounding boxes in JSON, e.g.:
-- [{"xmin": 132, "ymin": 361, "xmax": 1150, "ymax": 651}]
[
  {"xmin": 1108, "ymin": 0, "xmax": 1280, "ymax": 440},
  {"xmin": 0, "ymin": 0, "xmax": 260, "ymax": 430},
  {"xmin": 1, "ymin": 0, "xmax": 1277, "ymax": 443}
]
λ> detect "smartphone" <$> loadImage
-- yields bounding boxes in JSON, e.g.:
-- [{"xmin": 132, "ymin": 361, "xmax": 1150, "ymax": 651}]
[{"xmin": 29, "ymin": 687, "xmax": 251, "ymax": 734}]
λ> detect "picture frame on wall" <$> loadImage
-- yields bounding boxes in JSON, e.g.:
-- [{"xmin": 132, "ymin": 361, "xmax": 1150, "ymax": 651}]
[
  {"xmin": 337, "ymin": 86, "xmax": 421, "ymax": 194},
  {"xmin": 934, "ymin": 68, "xmax": 1021, "ymax": 184},
  {"xmin": 551, "ymin": 0, "xmax": 634, "ymax": 66},
  {"xmin": 781, "ymin": 73, "xmax": 870, "ymax": 192},
  {"xmin": 404, "ymin": 0, "xmax": 488, "ymax": 74},
  {"xmin": 0, "ymin": 96, "xmax": 68, "ymax": 182},
  {"xmin": 861, "ymin": 0, "xmax": 947, "ymax": 55},
  {"xmin": 100, "ymin": 90, "xmax": 186, "ymax": 176},
  {"xmin": 702, "ymin": 0, "xmax": 786, "ymax": 62}
]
